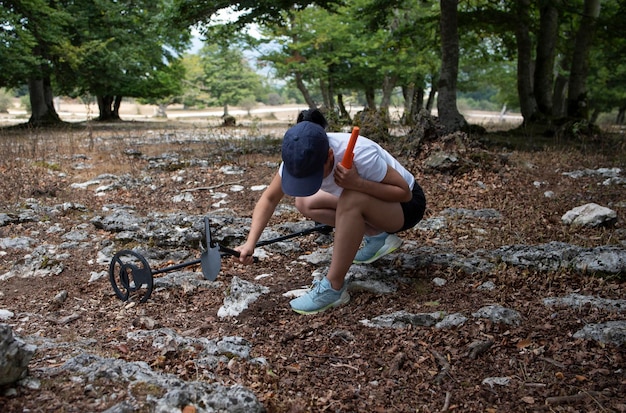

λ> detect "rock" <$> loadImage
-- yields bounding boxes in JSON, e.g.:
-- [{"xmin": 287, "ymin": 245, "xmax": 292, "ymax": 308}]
[
  {"xmin": 218, "ymin": 277, "xmax": 270, "ymax": 318},
  {"xmin": 572, "ymin": 246, "xmax": 626, "ymax": 274},
  {"xmin": 0, "ymin": 245, "xmax": 65, "ymax": 281},
  {"xmin": 494, "ymin": 242, "xmax": 582, "ymax": 272},
  {"xmin": 0, "ymin": 324, "xmax": 36, "ymax": 386},
  {"xmin": 561, "ymin": 203, "xmax": 617, "ymax": 227},
  {"xmin": 0, "ymin": 309, "xmax": 14, "ymax": 320},
  {"xmin": 360, "ymin": 310, "xmax": 445, "ymax": 329},
  {"xmin": 435, "ymin": 313, "xmax": 468, "ymax": 329},
  {"xmin": 53, "ymin": 353, "xmax": 263, "ymax": 412},
  {"xmin": 573, "ymin": 320, "xmax": 626, "ymax": 346},
  {"xmin": 472, "ymin": 305, "xmax": 521, "ymax": 326},
  {"xmin": 543, "ymin": 294, "xmax": 626, "ymax": 312},
  {"xmin": 424, "ymin": 151, "xmax": 459, "ymax": 172}
]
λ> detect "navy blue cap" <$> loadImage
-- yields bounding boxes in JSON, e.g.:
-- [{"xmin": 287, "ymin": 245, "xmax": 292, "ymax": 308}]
[{"xmin": 281, "ymin": 121, "xmax": 329, "ymax": 197}]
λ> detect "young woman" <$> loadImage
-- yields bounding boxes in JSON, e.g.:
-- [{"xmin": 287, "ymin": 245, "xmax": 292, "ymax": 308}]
[{"xmin": 234, "ymin": 110, "xmax": 426, "ymax": 314}]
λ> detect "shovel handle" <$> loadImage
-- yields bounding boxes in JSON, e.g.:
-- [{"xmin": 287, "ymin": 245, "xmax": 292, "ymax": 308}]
[{"xmin": 219, "ymin": 244, "xmax": 259, "ymax": 262}]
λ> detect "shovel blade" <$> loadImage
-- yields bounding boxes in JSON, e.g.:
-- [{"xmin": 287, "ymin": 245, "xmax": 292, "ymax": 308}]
[
  {"xmin": 201, "ymin": 248, "xmax": 221, "ymax": 281},
  {"xmin": 202, "ymin": 216, "xmax": 221, "ymax": 280}
]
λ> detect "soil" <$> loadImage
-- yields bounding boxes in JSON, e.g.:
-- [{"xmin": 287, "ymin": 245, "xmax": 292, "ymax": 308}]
[{"xmin": 0, "ymin": 120, "xmax": 625, "ymax": 413}]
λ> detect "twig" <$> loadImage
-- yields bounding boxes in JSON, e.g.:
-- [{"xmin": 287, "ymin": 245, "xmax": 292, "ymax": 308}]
[
  {"xmin": 539, "ymin": 356, "xmax": 565, "ymax": 369},
  {"xmin": 545, "ymin": 391, "xmax": 601, "ymax": 405},
  {"xmin": 330, "ymin": 363, "xmax": 359, "ymax": 371},
  {"xmin": 182, "ymin": 180, "xmax": 242, "ymax": 192},
  {"xmin": 431, "ymin": 349, "xmax": 451, "ymax": 384},
  {"xmin": 442, "ymin": 391, "xmax": 452, "ymax": 411}
]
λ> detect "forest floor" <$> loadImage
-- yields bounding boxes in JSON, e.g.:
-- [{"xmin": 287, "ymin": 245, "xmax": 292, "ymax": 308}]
[{"xmin": 0, "ymin": 118, "xmax": 624, "ymax": 412}]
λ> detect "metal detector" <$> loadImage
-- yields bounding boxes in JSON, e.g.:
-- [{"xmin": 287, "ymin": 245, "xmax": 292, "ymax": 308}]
[{"xmin": 108, "ymin": 218, "xmax": 332, "ymax": 303}]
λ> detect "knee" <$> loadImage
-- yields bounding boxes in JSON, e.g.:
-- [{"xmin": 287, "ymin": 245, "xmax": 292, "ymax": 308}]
[
  {"xmin": 295, "ymin": 197, "xmax": 311, "ymax": 217},
  {"xmin": 337, "ymin": 189, "xmax": 368, "ymax": 211}
]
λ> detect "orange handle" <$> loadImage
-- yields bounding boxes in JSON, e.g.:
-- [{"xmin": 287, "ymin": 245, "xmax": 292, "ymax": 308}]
[{"xmin": 340, "ymin": 126, "xmax": 360, "ymax": 169}]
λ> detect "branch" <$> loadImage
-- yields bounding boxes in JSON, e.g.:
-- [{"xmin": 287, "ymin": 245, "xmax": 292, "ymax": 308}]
[{"xmin": 545, "ymin": 391, "xmax": 602, "ymax": 406}]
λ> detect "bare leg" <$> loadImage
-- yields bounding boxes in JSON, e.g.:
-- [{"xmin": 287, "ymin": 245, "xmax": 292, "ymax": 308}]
[
  {"xmin": 295, "ymin": 192, "xmax": 338, "ymax": 226},
  {"xmin": 296, "ymin": 192, "xmax": 386, "ymax": 235},
  {"xmin": 325, "ymin": 190, "xmax": 404, "ymax": 290}
]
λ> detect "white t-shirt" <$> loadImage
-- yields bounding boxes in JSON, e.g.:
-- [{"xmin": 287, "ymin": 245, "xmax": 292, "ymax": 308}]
[{"xmin": 319, "ymin": 132, "xmax": 415, "ymax": 197}]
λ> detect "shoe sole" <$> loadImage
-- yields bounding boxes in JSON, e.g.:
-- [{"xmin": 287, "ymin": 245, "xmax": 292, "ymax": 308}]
[
  {"xmin": 291, "ymin": 291, "xmax": 351, "ymax": 315},
  {"xmin": 353, "ymin": 236, "xmax": 403, "ymax": 264}
]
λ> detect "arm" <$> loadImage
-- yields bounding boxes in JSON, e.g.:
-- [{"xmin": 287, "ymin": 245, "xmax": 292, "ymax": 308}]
[
  {"xmin": 334, "ymin": 163, "xmax": 412, "ymax": 203},
  {"xmin": 236, "ymin": 172, "xmax": 285, "ymax": 264}
]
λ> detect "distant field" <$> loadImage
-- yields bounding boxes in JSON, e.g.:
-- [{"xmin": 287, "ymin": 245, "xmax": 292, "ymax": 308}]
[{"xmin": 1, "ymin": 99, "xmax": 523, "ymax": 129}]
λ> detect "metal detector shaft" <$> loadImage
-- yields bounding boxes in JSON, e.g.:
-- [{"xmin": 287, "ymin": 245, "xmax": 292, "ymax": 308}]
[
  {"xmin": 153, "ymin": 224, "xmax": 330, "ymax": 272},
  {"xmin": 151, "ymin": 247, "xmax": 256, "ymax": 275},
  {"xmin": 152, "ymin": 259, "xmax": 201, "ymax": 275},
  {"xmin": 255, "ymin": 224, "xmax": 332, "ymax": 247}
]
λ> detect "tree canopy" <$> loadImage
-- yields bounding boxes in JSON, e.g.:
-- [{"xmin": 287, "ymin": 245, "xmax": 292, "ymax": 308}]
[{"xmin": 1, "ymin": 0, "xmax": 625, "ymax": 129}]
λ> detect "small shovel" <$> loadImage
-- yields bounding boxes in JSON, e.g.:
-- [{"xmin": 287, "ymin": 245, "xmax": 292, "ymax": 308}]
[{"xmin": 202, "ymin": 216, "xmax": 222, "ymax": 281}]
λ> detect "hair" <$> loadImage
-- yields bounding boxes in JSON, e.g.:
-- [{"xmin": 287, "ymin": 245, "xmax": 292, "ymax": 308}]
[{"xmin": 297, "ymin": 109, "xmax": 328, "ymax": 129}]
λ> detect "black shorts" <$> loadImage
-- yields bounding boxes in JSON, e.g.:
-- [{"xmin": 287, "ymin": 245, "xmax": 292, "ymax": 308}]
[{"xmin": 396, "ymin": 182, "xmax": 426, "ymax": 232}]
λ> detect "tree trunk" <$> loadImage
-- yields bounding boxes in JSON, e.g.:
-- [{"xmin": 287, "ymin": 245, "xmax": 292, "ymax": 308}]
[
  {"xmin": 534, "ymin": 0, "xmax": 560, "ymax": 118},
  {"xmin": 402, "ymin": 84, "xmax": 425, "ymax": 126},
  {"xmin": 426, "ymin": 72, "xmax": 438, "ymax": 112},
  {"xmin": 319, "ymin": 77, "xmax": 331, "ymax": 109},
  {"xmin": 155, "ymin": 104, "xmax": 168, "ymax": 118},
  {"xmin": 295, "ymin": 72, "xmax": 317, "ymax": 109},
  {"xmin": 402, "ymin": 84, "xmax": 413, "ymax": 123},
  {"xmin": 113, "ymin": 96, "xmax": 122, "ymax": 119},
  {"xmin": 552, "ymin": 73, "xmax": 568, "ymax": 118},
  {"xmin": 437, "ymin": 0, "xmax": 467, "ymax": 134},
  {"xmin": 617, "ymin": 104, "xmax": 625, "ymax": 125},
  {"xmin": 28, "ymin": 77, "xmax": 62, "ymax": 125},
  {"xmin": 365, "ymin": 87, "xmax": 376, "ymax": 109},
  {"xmin": 97, "ymin": 95, "xmax": 122, "ymax": 121},
  {"xmin": 326, "ymin": 65, "xmax": 336, "ymax": 109},
  {"xmin": 567, "ymin": 0, "xmax": 601, "ymax": 119},
  {"xmin": 515, "ymin": 0, "xmax": 538, "ymax": 123},
  {"xmin": 380, "ymin": 74, "xmax": 397, "ymax": 114},
  {"xmin": 410, "ymin": 87, "xmax": 425, "ymax": 124},
  {"xmin": 337, "ymin": 94, "xmax": 351, "ymax": 122}
]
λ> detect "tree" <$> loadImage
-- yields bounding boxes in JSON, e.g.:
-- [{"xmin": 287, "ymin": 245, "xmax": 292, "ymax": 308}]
[
  {"xmin": 515, "ymin": 0, "xmax": 539, "ymax": 121},
  {"xmin": 180, "ymin": 54, "xmax": 212, "ymax": 108},
  {"xmin": 567, "ymin": 0, "xmax": 601, "ymax": 119},
  {"xmin": 586, "ymin": 0, "xmax": 626, "ymax": 123},
  {"xmin": 136, "ymin": 60, "xmax": 186, "ymax": 118},
  {"xmin": 0, "ymin": 0, "xmax": 190, "ymax": 124},
  {"xmin": 174, "ymin": 0, "xmax": 340, "ymax": 29},
  {"xmin": 199, "ymin": 43, "xmax": 265, "ymax": 116},
  {"xmin": 59, "ymin": 0, "xmax": 190, "ymax": 121},
  {"xmin": 1, "ymin": 0, "xmax": 74, "ymax": 125},
  {"xmin": 437, "ymin": 0, "xmax": 467, "ymax": 133}
]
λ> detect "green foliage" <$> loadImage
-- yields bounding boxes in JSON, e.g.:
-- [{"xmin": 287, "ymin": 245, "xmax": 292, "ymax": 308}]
[
  {"xmin": 0, "ymin": 0, "xmax": 72, "ymax": 87},
  {"xmin": 57, "ymin": 0, "xmax": 190, "ymax": 100},
  {"xmin": 2, "ymin": 0, "xmax": 624, "ymax": 125},
  {"xmin": 586, "ymin": 1, "xmax": 626, "ymax": 116},
  {"xmin": 197, "ymin": 43, "xmax": 267, "ymax": 111},
  {"xmin": 252, "ymin": 0, "xmax": 441, "ymax": 111}
]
